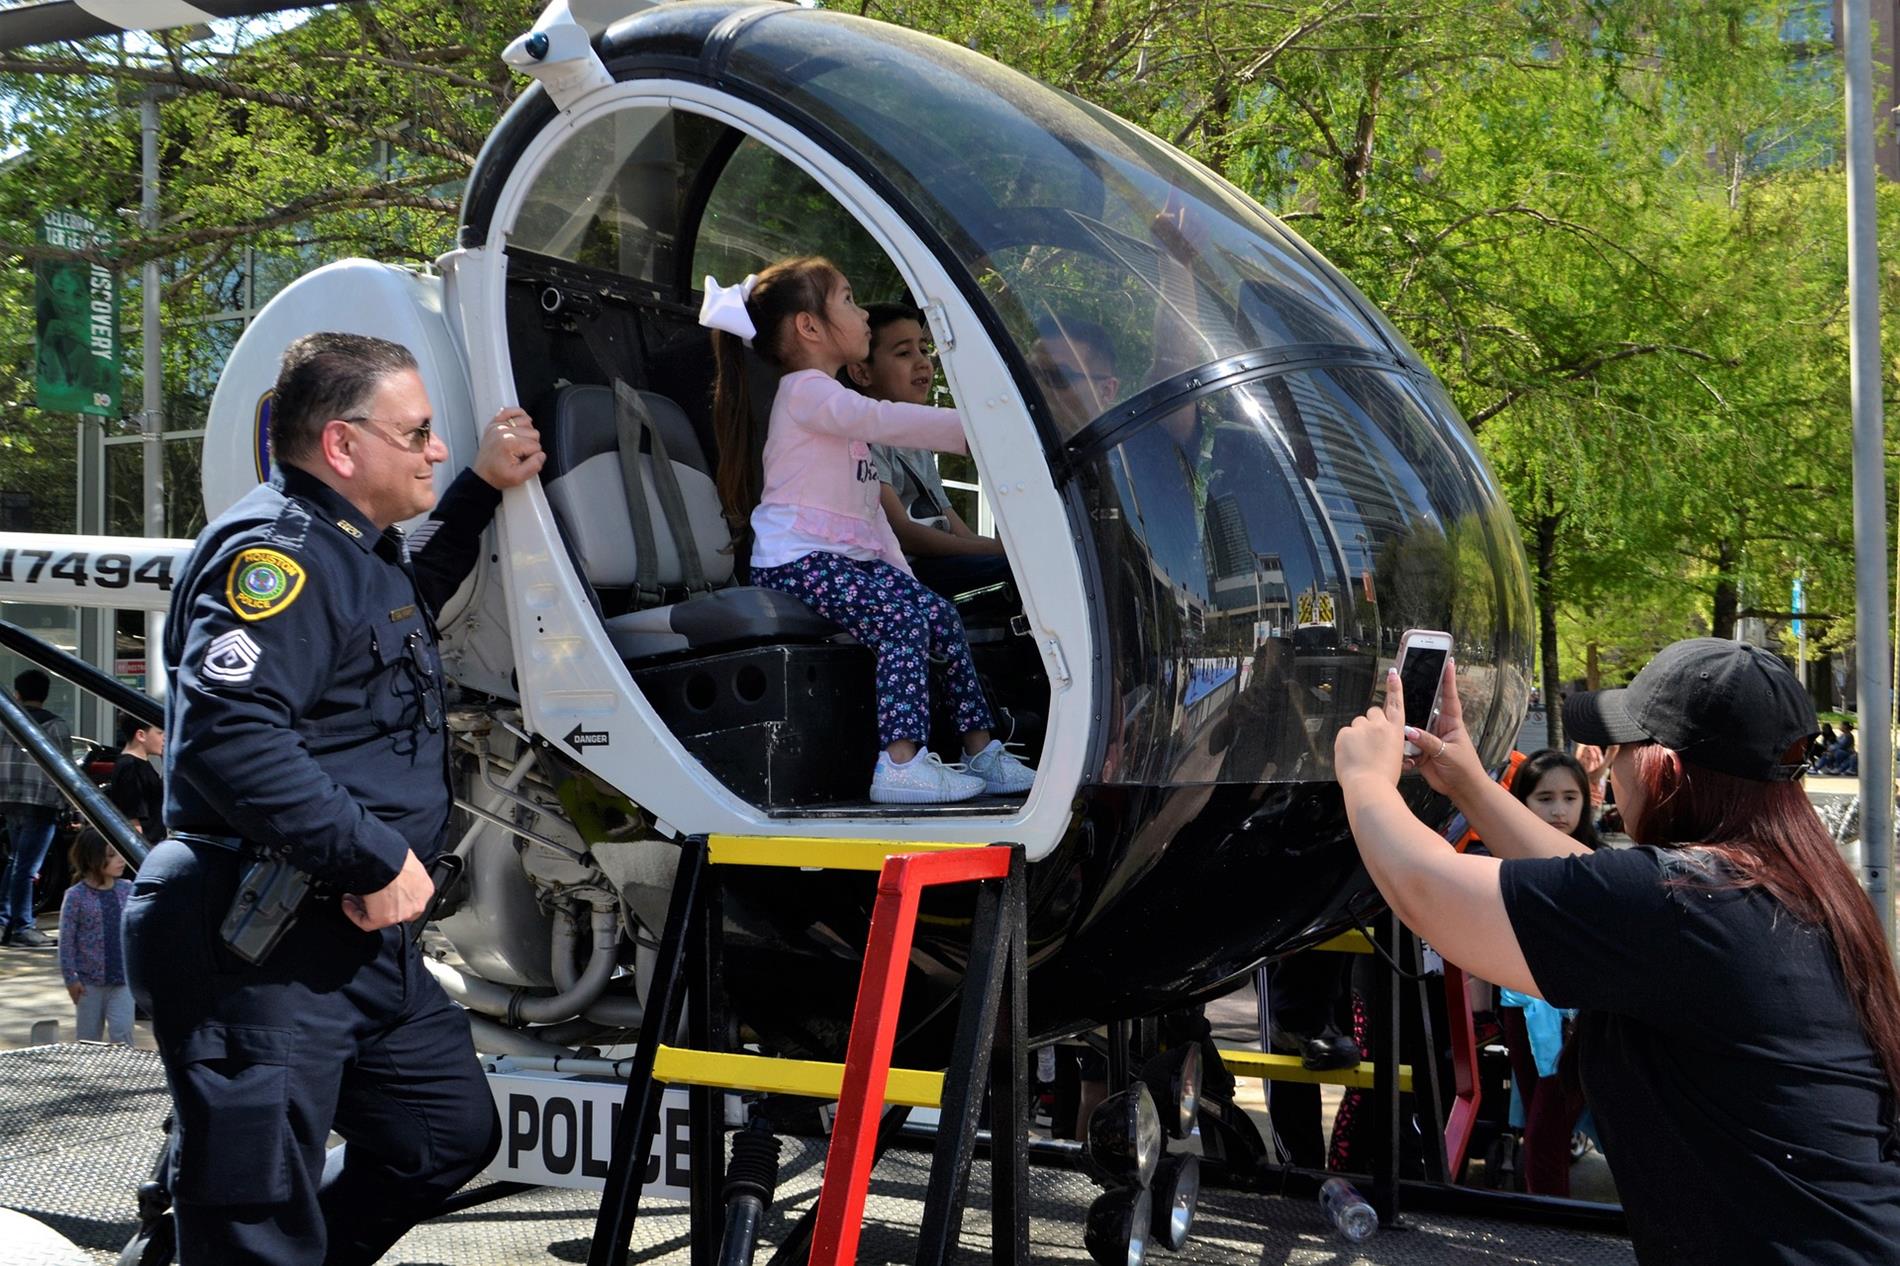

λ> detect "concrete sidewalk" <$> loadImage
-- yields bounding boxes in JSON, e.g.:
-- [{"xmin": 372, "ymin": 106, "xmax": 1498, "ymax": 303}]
[{"xmin": 0, "ymin": 914, "xmax": 155, "ymax": 1053}]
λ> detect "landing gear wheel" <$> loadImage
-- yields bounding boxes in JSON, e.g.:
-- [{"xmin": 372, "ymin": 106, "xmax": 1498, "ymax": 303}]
[
  {"xmin": 1193, "ymin": 1095, "xmax": 1273, "ymax": 1191},
  {"xmin": 116, "ymin": 1206, "xmax": 174, "ymax": 1265},
  {"xmin": 119, "ymin": 1125, "xmax": 177, "ymax": 1265}
]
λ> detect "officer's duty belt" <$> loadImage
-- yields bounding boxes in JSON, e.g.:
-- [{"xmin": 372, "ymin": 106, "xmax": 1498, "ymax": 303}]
[
  {"xmin": 172, "ymin": 831, "xmax": 337, "ymax": 901},
  {"xmin": 171, "ymin": 830, "xmax": 242, "ymax": 850}
]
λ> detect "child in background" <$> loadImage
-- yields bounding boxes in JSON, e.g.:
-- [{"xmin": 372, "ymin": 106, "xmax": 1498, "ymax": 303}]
[
  {"xmin": 702, "ymin": 256, "xmax": 1034, "ymax": 804},
  {"xmin": 1498, "ymin": 749, "xmax": 1598, "ymax": 1194},
  {"xmin": 58, "ymin": 828, "xmax": 134, "ymax": 1044},
  {"xmin": 843, "ymin": 301, "xmax": 1012, "ymax": 599}
]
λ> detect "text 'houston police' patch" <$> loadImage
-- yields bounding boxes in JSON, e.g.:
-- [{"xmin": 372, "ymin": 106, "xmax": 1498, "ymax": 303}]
[
  {"xmin": 225, "ymin": 548, "xmax": 306, "ymax": 621},
  {"xmin": 202, "ymin": 629, "xmax": 263, "ymax": 686}
]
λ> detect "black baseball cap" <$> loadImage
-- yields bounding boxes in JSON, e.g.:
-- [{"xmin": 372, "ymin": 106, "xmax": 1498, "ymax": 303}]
[{"xmin": 1563, "ymin": 638, "xmax": 1818, "ymax": 782}]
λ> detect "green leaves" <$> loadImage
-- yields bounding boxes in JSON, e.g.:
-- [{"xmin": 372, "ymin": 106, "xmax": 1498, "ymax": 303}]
[
  {"xmin": 891, "ymin": 0, "xmax": 1874, "ymax": 681},
  {"xmin": 0, "ymin": 0, "xmax": 1881, "ymax": 685}
]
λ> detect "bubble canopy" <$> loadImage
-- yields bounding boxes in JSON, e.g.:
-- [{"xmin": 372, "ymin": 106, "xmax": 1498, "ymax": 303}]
[
  {"xmin": 713, "ymin": 8, "xmax": 1409, "ymax": 428},
  {"xmin": 496, "ymin": 1, "xmax": 1534, "ymax": 777}
]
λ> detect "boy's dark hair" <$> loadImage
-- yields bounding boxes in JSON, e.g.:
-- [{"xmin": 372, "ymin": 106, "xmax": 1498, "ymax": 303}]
[
  {"xmin": 117, "ymin": 712, "xmax": 149, "ymax": 747},
  {"xmin": 1034, "ymin": 314, "xmax": 1118, "ymax": 373},
  {"xmin": 1511, "ymin": 748, "xmax": 1604, "ymax": 850},
  {"xmin": 865, "ymin": 301, "xmax": 925, "ymax": 350},
  {"xmin": 838, "ymin": 301, "xmax": 929, "ymax": 396},
  {"xmin": 709, "ymin": 255, "xmax": 846, "ymax": 520},
  {"xmin": 14, "ymin": 670, "xmax": 49, "ymax": 703},
  {"xmin": 68, "ymin": 827, "xmax": 113, "ymax": 883},
  {"xmin": 270, "ymin": 332, "xmax": 418, "ymax": 467}
]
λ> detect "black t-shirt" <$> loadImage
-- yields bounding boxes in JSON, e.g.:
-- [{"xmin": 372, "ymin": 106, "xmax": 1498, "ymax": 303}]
[
  {"xmin": 107, "ymin": 753, "xmax": 164, "ymax": 842},
  {"xmin": 1501, "ymin": 845, "xmax": 1900, "ymax": 1264}
]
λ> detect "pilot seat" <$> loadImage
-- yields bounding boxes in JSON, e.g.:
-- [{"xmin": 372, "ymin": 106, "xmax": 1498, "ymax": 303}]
[{"xmin": 541, "ymin": 381, "xmax": 879, "ymax": 807}]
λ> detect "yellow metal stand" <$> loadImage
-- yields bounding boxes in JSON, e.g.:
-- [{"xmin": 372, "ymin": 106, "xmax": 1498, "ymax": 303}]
[{"xmin": 1215, "ymin": 1046, "xmax": 1412, "ymax": 1092}]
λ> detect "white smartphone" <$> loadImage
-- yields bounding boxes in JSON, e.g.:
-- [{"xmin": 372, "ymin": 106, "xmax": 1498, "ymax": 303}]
[{"xmin": 1395, "ymin": 629, "xmax": 1454, "ymax": 757}]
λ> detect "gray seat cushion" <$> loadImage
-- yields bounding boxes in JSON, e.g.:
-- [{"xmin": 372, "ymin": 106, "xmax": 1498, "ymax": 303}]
[
  {"xmin": 602, "ymin": 586, "xmax": 841, "ymax": 660},
  {"xmin": 543, "ymin": 381, "xmax": 841, "ymax": 660}
]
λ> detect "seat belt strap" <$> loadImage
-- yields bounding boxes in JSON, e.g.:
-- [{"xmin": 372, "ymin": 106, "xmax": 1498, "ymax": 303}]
[
  {"xmin": 610, "ymin": 381, "xmax": 663, "ymax": 606},
  {"xmin": 615, "ymin": 381, "xmax": 709, "ymax": 595}
]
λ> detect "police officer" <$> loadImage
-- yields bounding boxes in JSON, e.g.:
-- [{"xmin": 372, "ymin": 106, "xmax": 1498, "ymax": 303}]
[{"xmin": 123, "ymin": 332, "xmax": 545, "ymax": 1264}]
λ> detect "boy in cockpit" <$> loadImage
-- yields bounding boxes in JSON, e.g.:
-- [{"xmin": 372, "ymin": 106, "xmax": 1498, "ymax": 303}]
[{"xmin": 847, "ymin": 301, "xmax": 1013, "ymax": 599}]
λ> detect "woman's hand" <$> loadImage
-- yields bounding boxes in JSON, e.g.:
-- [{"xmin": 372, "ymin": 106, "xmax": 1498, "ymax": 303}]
[
  {"xmin": 66, "ymin": 981, "xmax": 84, "ymax": 1003},
  {"xmin": 1335, "ymin": 667, "xmax": 1408, "ymax": 791},
  {"xmin": 1406, "ymin": 658, "xmax": 1488, "ymax": 797}
]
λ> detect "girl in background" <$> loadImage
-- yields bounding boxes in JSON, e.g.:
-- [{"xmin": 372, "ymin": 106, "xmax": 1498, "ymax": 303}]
[
  {"xmin": 703, "ymin": 256, "xmax": 1034, "ymax": 804},
  {"xmin": 1498, "ymin": 749, "xmax": 1598, "ymax": 1194},
  {"xmin": 58, "ymin": 828, "xmax": 134, "ymax": 1044}
]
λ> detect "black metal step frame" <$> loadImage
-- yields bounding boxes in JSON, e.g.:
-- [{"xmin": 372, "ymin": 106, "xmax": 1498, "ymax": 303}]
[{"xmin": 587, "ymin": 836, "xmax": 1031, "ymax": 1266}]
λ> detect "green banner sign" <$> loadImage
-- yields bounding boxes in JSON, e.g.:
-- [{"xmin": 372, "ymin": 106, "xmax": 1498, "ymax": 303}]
[{"xmin": 34, "ymin": 209, "xmax": 119, "ymax": 418}]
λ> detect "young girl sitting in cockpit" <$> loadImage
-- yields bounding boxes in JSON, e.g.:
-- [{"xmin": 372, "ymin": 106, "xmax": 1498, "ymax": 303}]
[{"xmin": 701, "ymin": 256, "xmax": 1033, "ymax": 805}]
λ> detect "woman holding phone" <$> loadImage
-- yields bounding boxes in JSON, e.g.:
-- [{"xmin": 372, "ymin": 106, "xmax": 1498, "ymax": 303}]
[{"xmin": 1334, "ymin": 638, "xmax": 1900, "ymax": 1262}]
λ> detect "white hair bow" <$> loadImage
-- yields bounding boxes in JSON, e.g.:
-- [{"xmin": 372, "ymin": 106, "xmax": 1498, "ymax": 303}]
[{"xmin": 699, "ymin": 273, "xmax": 759, "ymax": 346}]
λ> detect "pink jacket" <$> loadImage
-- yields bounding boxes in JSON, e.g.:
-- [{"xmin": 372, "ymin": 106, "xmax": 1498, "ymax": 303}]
[{"xmin": 754, "ymin": 370, "xmax": 968, "ymax": 571}]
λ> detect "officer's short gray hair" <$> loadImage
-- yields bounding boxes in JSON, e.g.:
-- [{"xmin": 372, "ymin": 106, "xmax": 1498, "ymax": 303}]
[{"xmin": 270, "ymin": 333, "xmax": 419, "ymax": 466}]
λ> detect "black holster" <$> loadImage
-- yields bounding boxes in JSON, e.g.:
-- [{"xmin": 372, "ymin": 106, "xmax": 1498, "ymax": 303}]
[{"xmin": 217, "ymin": 851, "xmax": 313, "ymax": 966}]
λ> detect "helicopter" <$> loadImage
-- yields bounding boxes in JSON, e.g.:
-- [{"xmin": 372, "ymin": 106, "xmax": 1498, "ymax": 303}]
[{"xmin": 0, "ymin": 0, "xmax": 1534, "ymax": 1143}]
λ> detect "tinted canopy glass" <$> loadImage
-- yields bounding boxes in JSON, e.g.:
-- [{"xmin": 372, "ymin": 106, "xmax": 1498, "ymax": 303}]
[
  {"xmin": 723, "ymin": 10, "xmax": 1401, "ymax": 438},
  {"xmin": 1080, "ymin": 367, "xmax": 1532, "ymax": 785}
]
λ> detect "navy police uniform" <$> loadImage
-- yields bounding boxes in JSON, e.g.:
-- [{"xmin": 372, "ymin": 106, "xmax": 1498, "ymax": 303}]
[{"xmin": 124, "ymin": 463, "xmax": 505, "ymax": 1265}]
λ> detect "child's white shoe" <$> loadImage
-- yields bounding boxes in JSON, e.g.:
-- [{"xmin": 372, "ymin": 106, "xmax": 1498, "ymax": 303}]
[
  {"xmin": 870, "ymin": 750, "xmax": 986, "ymax": 804},
  {"xmin": 965, "ymin": 740, "xmax": 1035, "ymax": 795}
]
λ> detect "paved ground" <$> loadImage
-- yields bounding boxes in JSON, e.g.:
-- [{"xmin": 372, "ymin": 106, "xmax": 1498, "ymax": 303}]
[
  {"xmin": 0, "ymin": 911, "xmax": 154, "ymax": 1053},
  {"xmin": 0, "ymin": 1043, "xmax": 1636, "ymax": 1266}
]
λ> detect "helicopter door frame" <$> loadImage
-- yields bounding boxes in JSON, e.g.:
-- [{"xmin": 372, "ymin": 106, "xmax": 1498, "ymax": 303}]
[{"xmin": 448, "ymin": 80, "xmax": 1092, "ymax": 860}]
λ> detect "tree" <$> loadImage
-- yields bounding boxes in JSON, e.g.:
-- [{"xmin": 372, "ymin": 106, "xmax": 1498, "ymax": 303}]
[
  {"xmin": 894, "ymin": 0, "xmax": 1866, "ymax": 709},
  {"xmin": 0, "ymin": 1, "xmax": 539, "ymax": 534},
  {"xmin": 1, "ymin": 0, "xmax": 1883, "ymax": 700}
]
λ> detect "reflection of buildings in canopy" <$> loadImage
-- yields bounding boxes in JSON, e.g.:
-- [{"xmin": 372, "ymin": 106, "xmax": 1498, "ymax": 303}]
[
  {"xmin": 1199, "ymin": 372, "xmax": 1413, "ymax": 654},
  {"xmin": 1108, "ymin": 421, "xmax": 1211, "ymax": 603}
]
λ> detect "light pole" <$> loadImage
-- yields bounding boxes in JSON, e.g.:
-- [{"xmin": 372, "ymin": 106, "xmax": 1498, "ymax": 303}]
[
  {"xmin": 140, "ymin": 86, "xmax": 166, "ymax": 698},
  {"xmin": 1844, "ymin": 0, "xmax": 1892, "ymax": 955}
]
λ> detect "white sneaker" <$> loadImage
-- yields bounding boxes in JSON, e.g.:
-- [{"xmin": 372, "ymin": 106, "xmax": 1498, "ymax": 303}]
[
  {"xmin": 965, "ymin": 740, "xmax": 1036, "ymax": 794},
  {"xmin": 870, "ymin": 750, "xmax": 986, "ymax": 804}
]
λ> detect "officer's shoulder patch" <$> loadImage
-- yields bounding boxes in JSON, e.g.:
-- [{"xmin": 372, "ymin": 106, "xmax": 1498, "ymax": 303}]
[{"xmin": 225, "ymin": 547, "xmax": 307, "ymax": 621}]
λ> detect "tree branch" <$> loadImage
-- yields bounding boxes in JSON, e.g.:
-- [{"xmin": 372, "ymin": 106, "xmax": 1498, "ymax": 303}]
[
  {"xmin": 1465, "ymin": 343, "xmax": 1735, "ymax": 429},
  {"xmin": 0, "ymin": 55, "xmax": 478, "ymax": 163},
  {"xmin": 1170, "ymin": 0, "xmax": 1358, "ymax": 147},
  {"xmin": 0, "ymin": 181, "xmax": 455, "ymax": 266}
]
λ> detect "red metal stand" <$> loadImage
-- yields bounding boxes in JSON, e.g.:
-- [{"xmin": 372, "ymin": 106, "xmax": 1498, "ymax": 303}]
[
  {"xmin": 1440, "ymin": 964, "xmax": 1482, "ymax": 1178},
  {"xmin": 808, "ymin": 847, "xmax": 1014, "ymax": 1266}
]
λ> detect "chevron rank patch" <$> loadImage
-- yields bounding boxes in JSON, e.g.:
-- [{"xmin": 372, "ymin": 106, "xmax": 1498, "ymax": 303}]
[
  {"xmin": 202, "ymin": 629, "xmax": 263, "ymax": 686},
  {"xmin": 225, "ymin": 548, "xmax": 306, "ymax": 621}
]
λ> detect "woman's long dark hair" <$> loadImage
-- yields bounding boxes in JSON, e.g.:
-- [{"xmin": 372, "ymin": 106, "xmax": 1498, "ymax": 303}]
[
  {"xmin": 1629, "ymin": 741, "xmax": 1900, "ymax": 1106},
  {"xmin": 709, "ymin": 255, "xmax": 844, "ymax": 522},
  {"xmin": 1510, "ymin": 748, "xmax": 1603, "ymax": 849}
]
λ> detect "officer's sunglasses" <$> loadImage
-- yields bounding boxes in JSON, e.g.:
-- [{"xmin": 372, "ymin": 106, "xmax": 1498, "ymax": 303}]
[{"xmin": 343, "ymin": 414, "xmax": 435, "ymax": 454}]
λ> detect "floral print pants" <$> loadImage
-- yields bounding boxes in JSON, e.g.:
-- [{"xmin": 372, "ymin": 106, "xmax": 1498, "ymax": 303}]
[{"xmin": 751, "ymin": 551, "xmax": 994, "ymax": 746}]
